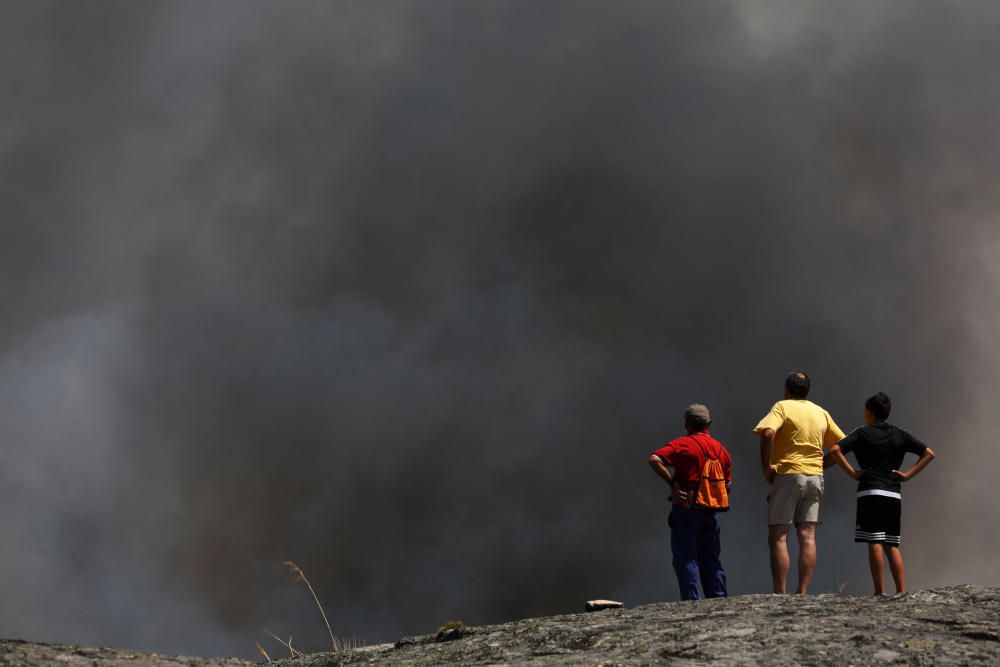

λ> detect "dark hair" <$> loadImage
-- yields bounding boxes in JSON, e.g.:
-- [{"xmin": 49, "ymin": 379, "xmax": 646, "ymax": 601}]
[
  {"xmin": 785, "ymin": 371, "xmax": 810, "ymax": 399},
  {"xmin": 685, "ymin": 415, "xmax": 711, "ymax": 431},
  {"xmin": 865, "ymin": 392, "xmax": 892, "ymax": 421}
]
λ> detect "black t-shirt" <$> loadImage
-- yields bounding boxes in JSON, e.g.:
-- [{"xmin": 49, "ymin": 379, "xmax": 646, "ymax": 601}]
[{"xmin": 839, "ymin": 423, "xmax": 928, "ymax": 493}]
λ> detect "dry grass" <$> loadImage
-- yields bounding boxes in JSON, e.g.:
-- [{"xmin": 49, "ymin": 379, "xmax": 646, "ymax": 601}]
[
  {"xmin": 258, "ymin": 561, "xmax": 364, "ymax": 659},
  {"xmin": 255, "ymin": 642, "xmax": 272, "ymax": 663},
  {"xmin": 264, "ymin": 630, "xmax": 306, "ymax": 658},
  {"xmin": 284, "ymin": 561, "xmax": 340, "ymax": 651}
]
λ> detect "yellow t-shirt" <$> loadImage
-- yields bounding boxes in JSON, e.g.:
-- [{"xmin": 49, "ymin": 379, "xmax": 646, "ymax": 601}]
[{"xmin": 753, "ymin": 399, "xmax": 845, "ymax": 475}]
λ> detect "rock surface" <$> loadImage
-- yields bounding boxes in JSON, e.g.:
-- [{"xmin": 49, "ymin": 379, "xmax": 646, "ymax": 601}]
[
  {"xmin": 3, "ymin": 586, "xmax": 999, "ymax": 665},
  {"xmin": 0, "ymin": 639, "xmax": 249, "ymax": 666}
]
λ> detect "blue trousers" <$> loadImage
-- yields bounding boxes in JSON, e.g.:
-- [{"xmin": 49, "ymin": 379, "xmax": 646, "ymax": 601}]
[{"xmin": 668, "ymin": 505, "xmax": 727, "ymax": 600}]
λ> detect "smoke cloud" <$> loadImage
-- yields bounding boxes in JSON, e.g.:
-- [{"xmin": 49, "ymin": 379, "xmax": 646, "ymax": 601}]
[{"xmin": 1, "ymin": 0, "xmax": 998, "ymax": 658}]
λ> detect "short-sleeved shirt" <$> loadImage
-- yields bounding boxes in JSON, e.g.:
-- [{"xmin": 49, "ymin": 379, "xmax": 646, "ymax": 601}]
[
  {"xmin": 838, "ymin": 423, "xmax": 928, "ymax": 493},
  {"xmin": 652, "ymin": 432, "xmax": 733, "ymax": 495},
  {"xmin": 753, "ymin": 399, "xmax": 845, "ymax": 475}
]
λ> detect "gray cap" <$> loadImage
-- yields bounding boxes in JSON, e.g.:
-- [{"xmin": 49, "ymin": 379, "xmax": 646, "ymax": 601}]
[{"xmin": 684, "ymin": 404, "xmax": 711, "ymax": 422}]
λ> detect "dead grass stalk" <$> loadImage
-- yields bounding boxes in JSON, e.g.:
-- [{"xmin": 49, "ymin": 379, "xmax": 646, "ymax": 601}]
[{"xmin": 284, "ymin": 560, "xmax": 340, "ymax": 651}]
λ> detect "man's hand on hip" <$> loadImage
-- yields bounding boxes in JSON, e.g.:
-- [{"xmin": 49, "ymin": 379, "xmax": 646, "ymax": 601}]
[
  {"xmin": 763, "ymin": 466, "xmax": 776, "ymax": 485},
  {"xmin": 671, "ymin": 481, "xmax": 690, "ymax": 506}
]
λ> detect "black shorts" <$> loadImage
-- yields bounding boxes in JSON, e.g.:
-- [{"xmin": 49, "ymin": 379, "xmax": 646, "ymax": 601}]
[{"xmin": 854, "ymin": 493, "xmax": 901, "ymax": 545}]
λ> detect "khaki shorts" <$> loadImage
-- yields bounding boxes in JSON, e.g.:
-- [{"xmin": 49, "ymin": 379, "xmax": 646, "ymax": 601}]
[{"xmin": 768, "ymin": 473, "xmax": 824, "ymax": 525}]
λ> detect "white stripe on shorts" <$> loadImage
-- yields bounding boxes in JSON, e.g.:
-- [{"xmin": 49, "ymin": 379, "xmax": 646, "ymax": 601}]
[
  {"xmin": 855, "ymin": 530, "xmax": 886, "ymax": 538},
  {"xmin": 855, "ymin": 530, "xmax": 901, "ymax": 544},
  {"xmin": 857, "ymin": 489, "xmax": 901, "ymax": 500}
]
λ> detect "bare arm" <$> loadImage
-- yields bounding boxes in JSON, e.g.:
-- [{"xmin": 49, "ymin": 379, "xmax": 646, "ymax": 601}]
[
  {"xmin": 759, "ymin": 428, "xmax": 776, "ymax": 484},
  {"xmin": 892, "ymin": 447, "xmax": 936, "ymax": 481},
  {"xmin": 648, "ymin": 454, "xmax": 674, "ymax": 483},
  {"xmin": 822, "ymin": 448, "xmax": 838, "ymax": 469},
  {"xmin": 825, "ymin": 444, "xmax": 861, "ymax": 480},
  {"xmin": 648, "ymin": 454, "xmax": 689, "ymax": 505}
]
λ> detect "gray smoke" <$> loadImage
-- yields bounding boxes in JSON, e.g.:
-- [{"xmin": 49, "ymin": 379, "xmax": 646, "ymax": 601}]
[{"xmin": 1, "ymin": 0, "xmax": 998, "ymax": 659}]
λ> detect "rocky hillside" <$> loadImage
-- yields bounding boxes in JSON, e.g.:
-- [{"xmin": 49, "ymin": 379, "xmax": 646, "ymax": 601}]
[{"xmin": 3, "ymin": 586, "xmax": 998, "ymax": 666}]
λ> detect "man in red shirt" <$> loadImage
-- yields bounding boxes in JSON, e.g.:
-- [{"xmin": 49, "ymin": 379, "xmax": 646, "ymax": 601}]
[{"xmin": 648, "ymin": 404, "xmax": 733, "ymax": 600}]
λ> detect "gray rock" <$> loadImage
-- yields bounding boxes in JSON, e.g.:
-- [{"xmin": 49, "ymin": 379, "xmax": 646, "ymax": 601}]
[
  {"xmin": 3, "ymin": 586, "xmax": 999, "ymax": 666},
  {"xmin": 284, "ymin": 586, "xmax": 1000, "ymax": 666},
  {"xmin": 0, "ymin": 639, "xmax": 249, "ymax": 666}
]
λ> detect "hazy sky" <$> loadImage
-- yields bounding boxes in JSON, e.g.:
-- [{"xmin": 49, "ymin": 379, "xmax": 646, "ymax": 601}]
[{"xmin": 1, "ymin": 1, "xmax": 998, "ymax": 659}]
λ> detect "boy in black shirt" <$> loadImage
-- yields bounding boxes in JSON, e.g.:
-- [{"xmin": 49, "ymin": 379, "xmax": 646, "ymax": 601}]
[{"xmin": 825, "ymin": 392, "xmax": 936, "ymax": 594}]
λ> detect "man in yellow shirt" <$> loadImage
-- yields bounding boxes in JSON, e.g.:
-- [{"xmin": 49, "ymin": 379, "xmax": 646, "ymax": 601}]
[{"xmin": 753, "ymin": 371, "xmax": 845, "ymax": 594}]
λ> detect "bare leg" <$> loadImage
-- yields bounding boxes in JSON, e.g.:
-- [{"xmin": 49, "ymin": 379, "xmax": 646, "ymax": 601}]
[
  {"xmin": 868, "ymin": 543, "xmax": 885, "ymax": 595},
  {"xmin": 884, "ymin": 545, "xmax": 906, "ymax": 593},
  {"xmin": 768, "ymin": 524, "xmax": 790, "ymax": 594},
  {"xmin": 794, "ymin": 522, "xmax": 817, "ymax": 594}
]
